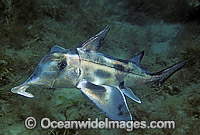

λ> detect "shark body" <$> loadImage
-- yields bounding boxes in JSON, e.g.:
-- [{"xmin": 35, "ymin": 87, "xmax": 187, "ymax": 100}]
[{"xmin": 11, "ymin": 26, "xmax": 186, "ymax": 121}]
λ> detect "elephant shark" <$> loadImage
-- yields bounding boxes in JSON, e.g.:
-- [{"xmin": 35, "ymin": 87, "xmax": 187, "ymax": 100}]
[{"xmin": 11, "ymin": 26, "xmax": 186, "ymax": 121}]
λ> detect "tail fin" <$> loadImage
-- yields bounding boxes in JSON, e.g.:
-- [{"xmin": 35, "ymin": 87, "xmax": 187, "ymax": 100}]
[{"xmin": 151, "ymin": 60, "xmax": 187, "ymax": 87}]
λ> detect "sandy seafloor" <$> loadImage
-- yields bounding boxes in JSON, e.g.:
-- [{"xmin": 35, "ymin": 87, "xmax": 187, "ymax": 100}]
[{"xmin": 0, "ymin": 0, "xmax": 200, "ymax": 135}]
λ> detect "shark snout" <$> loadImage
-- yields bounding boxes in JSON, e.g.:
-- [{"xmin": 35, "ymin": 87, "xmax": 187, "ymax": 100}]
[
  {"xmin": 11, "ymin": 73, "xmax": 55, "ymax": 98},
  {"xmin": 11, "ymin": 84, "xmax": 33, "ymax": 98},
  {"xmin": 11, "ymin": 76, "xmax": 38, "ymax": 98},
  {"xmin": 10, "ymin": 74, "xmax": 39, "ymax": 97}
]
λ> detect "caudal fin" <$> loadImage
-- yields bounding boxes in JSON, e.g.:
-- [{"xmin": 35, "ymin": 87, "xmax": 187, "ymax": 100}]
[{"xmin": 151, "ymin": 60, "xmax": 187, "ymax": 87}]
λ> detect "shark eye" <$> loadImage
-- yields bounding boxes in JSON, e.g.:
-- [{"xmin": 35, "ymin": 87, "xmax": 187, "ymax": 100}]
[{"xmin": 57, "ymin": 61, "xmax": 67, "ymax": 70}]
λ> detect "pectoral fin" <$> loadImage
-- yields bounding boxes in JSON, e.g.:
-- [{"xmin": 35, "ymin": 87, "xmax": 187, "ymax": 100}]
[
  {"xmin": 77, "ymin": 80, "xmax": 106, "ymax": 92},
  {"xmin": 77, "ymin": 80, "xmax": 132, "ymax": 121}
]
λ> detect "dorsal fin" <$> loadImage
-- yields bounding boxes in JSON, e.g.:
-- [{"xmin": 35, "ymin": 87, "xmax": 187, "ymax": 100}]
[
  {"xmin": 130, "ymin": 51, "xmax": 144, "ymax": 65},
  {"xmin": 81, "ymin": 25, "xmax": 110, "ymax": 52},
  {"xmin": 51, "ymin": 45, "xmax": 65, "ymax": 53}
]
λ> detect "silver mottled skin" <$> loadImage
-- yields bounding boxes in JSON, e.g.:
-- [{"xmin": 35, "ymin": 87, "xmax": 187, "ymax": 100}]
[
  {"xmin": 77, "ymin": 48, "xmax": 152, "ymax": 87},
  {"xmin": 11, "ymin": 26, "xmax": 186, "ymax": 121}
]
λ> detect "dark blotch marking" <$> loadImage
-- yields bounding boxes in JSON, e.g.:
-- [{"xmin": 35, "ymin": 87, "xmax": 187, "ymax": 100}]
[
  {"xmin": 94, "ymin": 69, "xmax": 111, "ymax": 78},
  {"xmin": 85, "ymin": 82, "xmax": 106, "ymax": 92},
  {"xmin": 118, "ymin": 111, "xmax": 124, "ymax": 116},
  {"xmin": 114, "ymin": 64, "xmax": 125, "ymax": 71},
  {"xmin": 118, "ymin": 104, "xmax": 123, "ymax": 111},
  {"xmin": 119, "ymin": 81, "xmax": 125, "ymax": 89},
  {"xmin": 118, "ymin": 59, "xmax": 129, "ymax": 64}
]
